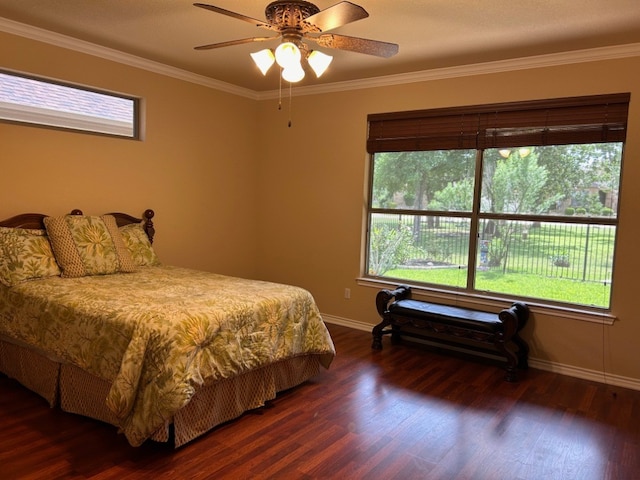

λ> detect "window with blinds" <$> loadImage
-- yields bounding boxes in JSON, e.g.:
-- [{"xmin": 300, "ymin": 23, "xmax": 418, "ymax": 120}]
[{"xmin": 365, "ymin": 94, "xmax": 629, "ymax": 310}]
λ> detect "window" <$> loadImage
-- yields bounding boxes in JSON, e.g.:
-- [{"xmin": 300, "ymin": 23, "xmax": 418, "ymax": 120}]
[
  {"xmin": 365, "ymin": 94, "xmax": 629, "ymax": 310},
  {"xmin": 0, "ymin": 70, "xmax": 139, "ymax": 138}
]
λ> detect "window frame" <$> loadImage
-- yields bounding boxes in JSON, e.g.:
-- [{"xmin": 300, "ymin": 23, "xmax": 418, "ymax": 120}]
[
  {"xmin": 363, "ymin": 94, "xmax": 629, "ymax": 318},
  {"xmin": 0, "ymin": 69, "xmax": 140, "ymax": 139}
]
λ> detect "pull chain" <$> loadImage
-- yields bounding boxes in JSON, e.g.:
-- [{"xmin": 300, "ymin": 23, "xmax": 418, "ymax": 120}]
[
  {"xmin": 278, "ymin": 70, "xmax": 282, "ymax": 111},
  {"xmin": 276, "ymin": 69, "xmax": 293, "ymax": 127},
  {"xmin": 288, "ymin": 82, "xmax": 293, "ymax": 128}
]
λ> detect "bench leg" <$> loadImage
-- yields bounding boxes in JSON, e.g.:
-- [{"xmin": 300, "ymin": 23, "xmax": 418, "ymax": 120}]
[
  {"xmin": 372, "ymin": 318, "xmax": 391, "ymax": 350},
  {"xmin": 512, "ymin": 333, "xmax": 530, "ymax": 369},
  {"xmin": 390, "ymin": 324, "xmax": 402, "ymax": 344},
  {"xmin": 504, "ymin": 364, "xmax": 518, "ymax": 382},
  {"xmin": 496, "ymin": 341, "xmax": 519, "ymax": 382}
]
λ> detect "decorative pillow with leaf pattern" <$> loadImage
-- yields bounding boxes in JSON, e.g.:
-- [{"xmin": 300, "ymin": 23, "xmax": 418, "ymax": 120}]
[
  {"xmin": 120, "ymin": 222, "xmax": 160, "ymax": 267},
  {"xmin": 0, "ymin": 227, "xmax": 61, "ymax": 286},
  {"xmin": 44, "ymin": 215, "xmax": 136, "ymax": 278}
]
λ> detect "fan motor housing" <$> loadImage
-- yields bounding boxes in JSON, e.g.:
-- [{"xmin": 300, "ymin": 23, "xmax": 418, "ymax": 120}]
[{"xmin": 266, "ymin": 1, "xmax": 320, "ymax": 30}]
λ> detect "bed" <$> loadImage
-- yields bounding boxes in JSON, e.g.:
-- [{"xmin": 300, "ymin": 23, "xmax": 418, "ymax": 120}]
[{"xmin": 0, "ymin": 209, "xmax": 335, "ymax": 447}]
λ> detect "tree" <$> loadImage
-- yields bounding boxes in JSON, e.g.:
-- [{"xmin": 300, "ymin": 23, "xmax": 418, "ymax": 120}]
[
  {"xmin": 535, "ymin": 143, "xmax": 622, "ymax": 212},
  {"xmin": 482, "ymin": 149, "xmax": 558, "ymax": 269},
  {"xmin": 491, "ymin": 149, "xmax": 558, "ymax": 214},
  {"xmin": 428, "ymin": 178, "xmax": 474, "ymax": 211},
  {"xmin": 373, "ymin": 151, "xmax": 475, "ymax": 208},
  {"xmin": 372, "ymin": 150, "xmax": 476, "ymax": 238}
]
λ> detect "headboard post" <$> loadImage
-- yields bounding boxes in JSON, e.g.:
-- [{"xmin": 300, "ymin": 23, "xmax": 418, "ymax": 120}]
[{"xmin": 143, "ymin": 209, "xmax": 155, "ymax": 244}]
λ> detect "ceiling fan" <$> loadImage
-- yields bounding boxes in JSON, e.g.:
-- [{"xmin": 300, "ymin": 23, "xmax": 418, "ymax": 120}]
[{"xmin": 193, "ymin": 1, "xmax": 399, "ymax": 82}]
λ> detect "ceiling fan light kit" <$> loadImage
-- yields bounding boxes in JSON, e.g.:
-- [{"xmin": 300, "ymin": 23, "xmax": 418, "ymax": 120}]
[
  {"xmin": 193, "ymin": 1, "xmax": 398, "ymax": 84},
  {"xmin": 252, "ymin": 41, "xmax": 333, "ymax": 80}
]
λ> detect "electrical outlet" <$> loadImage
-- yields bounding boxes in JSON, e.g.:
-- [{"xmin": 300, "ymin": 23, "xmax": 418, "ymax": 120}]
[{"xmin": 344, "ymin": 288, "xmax": 351, "ymax": 299}]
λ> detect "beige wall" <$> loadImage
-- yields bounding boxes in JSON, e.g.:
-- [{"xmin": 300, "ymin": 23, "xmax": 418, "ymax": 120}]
[
  {"xmin": 1, "ymin": 31, "xmax": 260, "ymax": 278},
  {"xmin": 2, "ymin": 29, "xmax": 640, "ymax": 381},
  {"xmin": 254, "ymin": 58, "xmax": 640, "ymax": 381}
]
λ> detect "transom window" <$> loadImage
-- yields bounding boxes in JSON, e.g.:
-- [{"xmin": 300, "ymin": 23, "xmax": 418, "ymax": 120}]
[
  {"xmin": 0, "ymin": 69, "xmax": 139, "ymax": 138},
  {"xmin": 365, "ymin": 94, "xmax": 629, "ymax": 310}
]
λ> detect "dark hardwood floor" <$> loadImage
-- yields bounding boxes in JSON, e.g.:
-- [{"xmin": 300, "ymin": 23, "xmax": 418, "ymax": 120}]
[{"xmin": 1, "ymin": 323, "xmax": 640, "ymax": 480}]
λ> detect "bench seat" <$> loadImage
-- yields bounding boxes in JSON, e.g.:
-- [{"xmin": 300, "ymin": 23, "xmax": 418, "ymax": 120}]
[{"xmin": 389, "ymin": 300, "xmax": 503, "ymax": 332}]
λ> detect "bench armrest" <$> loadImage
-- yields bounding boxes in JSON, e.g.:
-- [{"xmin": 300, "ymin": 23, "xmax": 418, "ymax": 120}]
[
  {"xmin": 376, "ymin": 285, "xmax": 412, "ymax": 316},
  {"xmin": 498, "ymin": 302, "xmax": 530, "ymax": 338}
]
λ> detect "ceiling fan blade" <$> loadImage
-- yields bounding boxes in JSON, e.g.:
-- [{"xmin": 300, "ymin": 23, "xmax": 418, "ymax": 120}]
[
  {"xmin": 304, "ymin": 1, "xmax": 369, "ymax": 33},
  {"xmin": 193, "ymin": 3, "xmax": 277, "ymax": 31},
  {"xmin": 194, "ymin": 37, "xmax": 276, "ymax": 50},
  {"xmin": 312, "ymin": 33, "xmax": 399, "ymax": 58}
]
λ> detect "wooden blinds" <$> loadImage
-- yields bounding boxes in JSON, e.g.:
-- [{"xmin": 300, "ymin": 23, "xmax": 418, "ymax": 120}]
[{"xmin": 366, "ymin": 93, "xmax": 630, "ymax": 153}]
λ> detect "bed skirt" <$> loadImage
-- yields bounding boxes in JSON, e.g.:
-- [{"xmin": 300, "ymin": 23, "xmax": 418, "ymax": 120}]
[
  {"xmin": 0, "ymin": 337, "xmax": 61, "ymax": 407},
  {"xmin": 0, "ymin": 337, "xmax": 322, "ymax": 447}
]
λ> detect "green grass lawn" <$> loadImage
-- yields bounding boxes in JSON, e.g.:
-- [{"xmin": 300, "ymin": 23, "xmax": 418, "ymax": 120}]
[{"xmin": 385, "ymin": 267, "xmax": 611, "ymax": 308}]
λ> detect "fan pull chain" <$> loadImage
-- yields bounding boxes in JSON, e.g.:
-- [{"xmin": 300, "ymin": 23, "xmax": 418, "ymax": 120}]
[
  {"xmin": 275, "ymin": 69, "xmax": 292, "ymax": 127},
  {"xmin": 278, "ymin": 70, "xmax": 282, "ymax": 111},
  {"xmin": 288, "ymin": 82, "xmax": 293, "ymax": 128}
]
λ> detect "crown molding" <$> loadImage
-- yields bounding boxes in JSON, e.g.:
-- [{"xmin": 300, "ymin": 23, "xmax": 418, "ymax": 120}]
[
  {"xmin": 2, "ymin": 16, "xmax": 639, "ymax": 101},
  {"xmin": 261, "ymin": 42, "xmax": 640, "ymax": 100},
  {"xmin": 0, "ymin": 17, "xmax": 259, "ymax": 100}
]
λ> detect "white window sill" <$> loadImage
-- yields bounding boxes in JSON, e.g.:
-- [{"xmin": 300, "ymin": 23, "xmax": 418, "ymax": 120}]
[{"xmin": 356, "ymin": 277, "xmax": 616, "ymax": 326}]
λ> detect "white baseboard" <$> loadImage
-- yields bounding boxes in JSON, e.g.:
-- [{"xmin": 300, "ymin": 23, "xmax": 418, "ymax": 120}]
[
  {"xmin": 321, "ymin": 313, "xmax": 640, "ymax": 392},
  {"xmin": 322, "ymin": 314, "xmax": 374, "ymax": 333}
]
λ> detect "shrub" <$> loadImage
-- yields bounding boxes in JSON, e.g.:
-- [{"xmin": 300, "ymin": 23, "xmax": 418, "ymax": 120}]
[
  {"xmin": 368, "ymin": 224, "xmax": 415, "ymax": 276},
  {"xmin": 564, "ymin": 207, "xmax": 575, "ymax": 215},
  {"xmin": 424, "ymin": 236, "xmax": 454, "ymax": 263}
]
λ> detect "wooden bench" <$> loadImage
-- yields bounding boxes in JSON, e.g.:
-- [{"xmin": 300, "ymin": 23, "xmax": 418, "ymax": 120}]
[{"xmin": 372, "ymin": 286, "xmax": 530, "ymax": 382}]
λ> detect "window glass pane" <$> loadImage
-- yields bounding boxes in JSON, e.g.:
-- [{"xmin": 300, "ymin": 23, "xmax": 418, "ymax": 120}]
[
  {"xmin": 372, "ymin": 150, "xmax": 476, "ymax": 211},
  {"xmin": 481, "ymin": 144, "xmax": 622, "ymax": 217},
  {"xmin": 0, "ymin": 71, "xmax": 138, "ymax": 138},
  {"xmin": 368, "ymin": 213, "xmax": 469, "ymax": 288},
  {"xmin": 475, "ymin": 219, "xmax": 613, "ymax": 308}
]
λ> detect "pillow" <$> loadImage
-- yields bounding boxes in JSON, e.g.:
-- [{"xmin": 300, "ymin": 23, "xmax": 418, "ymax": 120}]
[
  {"xmin": 44, "ymin": 214, "xmax": 136, "ymax": 278},
  {"xmin": 119, "ymin": 222, "xmax": 160, "ymax": 267},
  {"xmin": 0, "ymin": 226, "xmax": 61, "ymax": 286}
]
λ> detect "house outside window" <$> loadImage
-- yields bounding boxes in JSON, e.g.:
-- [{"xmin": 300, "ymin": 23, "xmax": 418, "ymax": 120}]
[
  {"xmin": 0, "ymin": 69, "xmax": 139, "ymax": 138},
  {"xmin": 365, "ymin": 94, "xmax": 629, "ymax": 310}
]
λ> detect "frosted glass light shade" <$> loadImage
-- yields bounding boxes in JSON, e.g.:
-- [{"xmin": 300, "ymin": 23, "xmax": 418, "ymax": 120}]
[
  {"xmin": 250, "ymin": 49, "xmax": 275, "ymax": 75},
  {"xmin": 275, "ymin": 42, "xmax": 302, "ymax": 69},
  {"xmin": 307, "ymin": 50, "xmax": 333, "ymax": 77},
  {"xmin": 282, "ymin": 65, "xmax": 305, "ymax": 83}
]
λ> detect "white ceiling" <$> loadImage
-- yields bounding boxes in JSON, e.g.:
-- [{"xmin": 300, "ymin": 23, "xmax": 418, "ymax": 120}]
[{"xmin": 1, "ymin": 0, "xmax": 640, "ymax": 92}]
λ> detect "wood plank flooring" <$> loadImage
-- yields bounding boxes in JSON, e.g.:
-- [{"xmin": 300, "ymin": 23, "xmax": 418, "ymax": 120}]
[{"xmin": 1, "ymin": 323, "xmax": 640, "ymax": 479}]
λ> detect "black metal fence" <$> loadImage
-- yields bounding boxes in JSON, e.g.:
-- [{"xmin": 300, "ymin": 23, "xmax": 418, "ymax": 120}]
[{"xmin": 370, "ymin": 214, "xmax": 615, "ymax": 283}]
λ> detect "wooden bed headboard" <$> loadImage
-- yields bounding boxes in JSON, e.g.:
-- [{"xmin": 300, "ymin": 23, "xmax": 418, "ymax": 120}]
[{"xmin": 0, "ymin": 209, "xmax": 155, "ymax": 243}]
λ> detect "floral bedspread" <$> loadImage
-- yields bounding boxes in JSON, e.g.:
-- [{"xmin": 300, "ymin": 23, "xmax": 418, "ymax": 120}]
[{"xmin": 0, "ymin": 266, "xmax": 335, "ymax": 445}]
